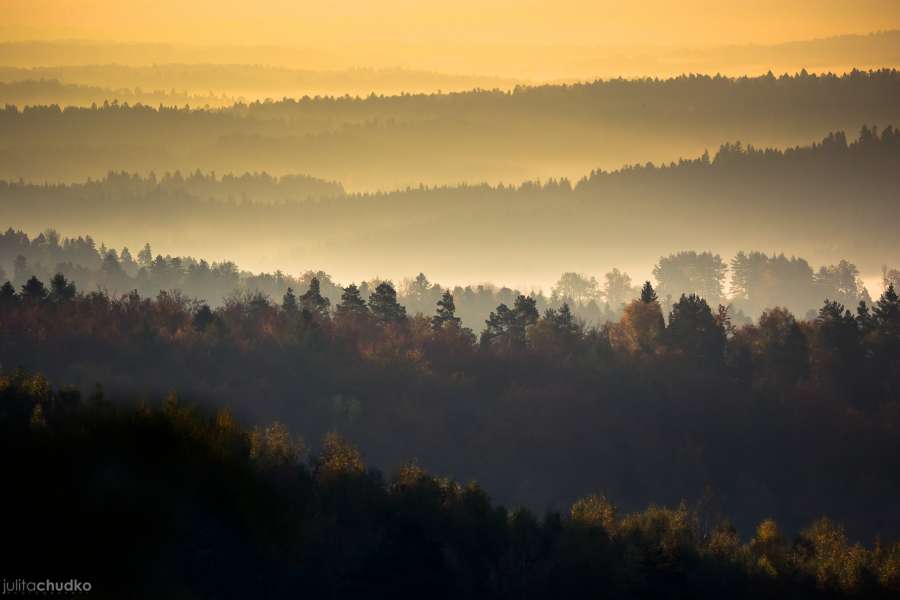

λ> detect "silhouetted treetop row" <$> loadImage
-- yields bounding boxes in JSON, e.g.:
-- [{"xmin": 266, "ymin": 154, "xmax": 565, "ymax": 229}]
[
  {"xmin": 1, "ymin": 226, "xmax": 888, "ymax": 330},
  {"xmin": 4, "ymin": 68, "xmax": 898, "ymax": 117},
  {"xmin": 3, "ymin": 270, "xmax": 900, "ymax": 544},
  {"xmin": 2, "ymin": 68, "xmax": 899, "ymax": 187}
]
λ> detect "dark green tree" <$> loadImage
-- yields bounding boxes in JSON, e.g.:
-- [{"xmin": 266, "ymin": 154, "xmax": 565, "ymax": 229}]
[
  {"xmin": 856, "ymin": 300, "xmax": 874, "ymax": 335},
  {"xmin": 48, "ymin": 273, "xmax": 76, "ymax": 303},
  {"xmin": 640, "ymin": 281, "xmax": 658, "ymax": 304},
  {"xmin": 193, "ymin": 304, "xmax": 216, "ymax": 332},
  {"xmin": 369, "ymin": 282, "xmax": 406, "ymax": 324},
  {"xmin": 300, "ymin": 277, "xmax": 330, "ymax": 319},
  {"xmin": 431, "ymin": 290, "xmax": 461, "ymax": 331},
  {"xmin": 481, "ymin": 295, "xmax": 539, "ymax": 350},
  {"xmin": 813, "ymin": 300, "xmax": 863, "ymax": 401},
  {"xmin": 21, "ymin": 276, "xmax": 48, "ymax": 303},
  {"xmin": 873, "ymin": 283, "xmax": 900, "ymax": 337},
  {"xmin": 666, "ymin": 294, "xmax": 725, "ymax": 362},
  {"xmin": 336, "ymin": 284, "xmax": 370, "ymax": 320},
  {"xmin": 513, "ymin": 294, "xmax": 539, "ymax": 327}
]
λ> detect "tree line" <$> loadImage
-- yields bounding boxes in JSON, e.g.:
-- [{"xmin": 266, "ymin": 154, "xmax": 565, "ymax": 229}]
[
  {"xmin": 2, "ymin": 70, "xmax": 899, "ymax": 187},
  {"xmin": 1, "ymin": 227, "xmax": 889, "ymax": 329},
  {"xmin": 3, "ymin": 266, "xmax": 899, "ymax": 542}
]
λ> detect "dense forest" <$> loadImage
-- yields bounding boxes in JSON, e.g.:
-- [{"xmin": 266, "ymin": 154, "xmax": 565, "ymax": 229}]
[
  {"xmin": 2, "ymin": 125, "xmax": 898, "ymax": 289},
  {"xmin": 4, "ymin": 11, "xmax": 900, "ymax": 594},
  {"xmin": 3, "ymin": 261, "xmax": 900, "ymax": 547},
  {"xmin": 4, "ymin": 369, "xmax": 899, "ymax": 598},
  {"xmin": 2, "ymin": 70, "xmax": 900, "ymax": 187}
]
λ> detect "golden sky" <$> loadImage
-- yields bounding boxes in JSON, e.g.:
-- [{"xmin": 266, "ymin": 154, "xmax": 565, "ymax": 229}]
[{"xmin": 3, "ymin": 0, "xmax": 900, "ymax": 48}]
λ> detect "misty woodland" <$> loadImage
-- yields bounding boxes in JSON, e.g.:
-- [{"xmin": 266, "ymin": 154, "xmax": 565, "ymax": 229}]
[{"xmin": 3, "ymin": 3, "xmax": 900, "ymax": 598}]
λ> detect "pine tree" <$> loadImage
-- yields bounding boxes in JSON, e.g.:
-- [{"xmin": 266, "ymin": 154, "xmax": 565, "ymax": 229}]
[
  {"xmin": 336, "ymin": 284, "xmax": 370, "ymax": 320},
  {"xmin": 0, "ymin": 281, "xmax": 17, "ymax": 308},
  {"xmin": 481, "ymin": 296, "xmax": 539, "ymax": 349},
  {"xmin": 300, "ymin": 277, "xmax": 330, "ymax": 319},
  {"xmin": 873, "ymin": 283, "xmax": 900, "ymax": 339},
  {"xmin": 369, "ymin": 282, "xmax": 406, "ymax": 324},
  {"xmin": 49, "ymin": 273, "xmax": 76, "ymax": 302},
  {"xmin": 640, "ymin": 281, "xmax": 658, "ymax": 304},
  {"xmin": 431, "ymin": 290, "xmax": 461, "ymax": 331},
  {"xmin": 856, "ymin": 300, "xmax": 874, "ymax": 335}
]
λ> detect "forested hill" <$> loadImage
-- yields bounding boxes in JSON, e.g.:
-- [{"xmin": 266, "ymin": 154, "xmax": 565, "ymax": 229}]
[
  {"xmin": 3, "ymin": 267, "xmax": 900, "ymax": 544},
  {"xmin": 1, "ymin": 126, "xmax": 898, "ymax": 289},
  {"xmin": 1, "ymin": 70, "xmax": 899, "ymax": 187}
]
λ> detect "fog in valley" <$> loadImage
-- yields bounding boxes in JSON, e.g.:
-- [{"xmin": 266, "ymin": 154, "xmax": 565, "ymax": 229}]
[{"xmin": 4, "ymin": 3, "xmax": 900, "ymax": 597}]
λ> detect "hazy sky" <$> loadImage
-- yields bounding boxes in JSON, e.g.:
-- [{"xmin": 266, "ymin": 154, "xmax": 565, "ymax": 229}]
[{"xmin": 4, "ymin": 0, "xmax": 900, "ymax": 48}]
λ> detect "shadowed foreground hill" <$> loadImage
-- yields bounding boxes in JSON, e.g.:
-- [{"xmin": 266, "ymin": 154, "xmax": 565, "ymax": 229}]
[{"xmin": 4, "ymin": 371, "xmax": 899, "ymax": 599}]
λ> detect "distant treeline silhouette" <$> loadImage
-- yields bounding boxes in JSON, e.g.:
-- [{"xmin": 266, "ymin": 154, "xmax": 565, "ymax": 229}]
[
  {"xmin": 2, "ymin": 70, "xmax": 899, "ymax": 186},
  {"xmin": 2, "ymin": 125, "xmax": 899, "ymax": 290},
  {"xmin": 3, "ymin": 267, "xmax": 899, "ymax": 542},
  {"xmin": 0, "ymin": 227, "xmax": 886, "ymax": 329},
  {"xmin": 3, "ymin": 369, "xmax": 899, "ymax": 597}
]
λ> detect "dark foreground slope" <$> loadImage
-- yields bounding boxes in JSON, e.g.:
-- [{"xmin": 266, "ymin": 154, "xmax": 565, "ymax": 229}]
[{"xmin": 3, "ymin": 371, "xmax": 898, "ymax": 599}]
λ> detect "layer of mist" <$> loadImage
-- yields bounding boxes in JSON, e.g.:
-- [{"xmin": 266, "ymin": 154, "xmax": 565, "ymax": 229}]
[{"xmin": 2, "ymin": 126, "xmax": 897, "ymax": 294}]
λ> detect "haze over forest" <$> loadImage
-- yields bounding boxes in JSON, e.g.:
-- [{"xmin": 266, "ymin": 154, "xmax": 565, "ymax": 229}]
[{"xmin": 3, "ymin": 3, "xmax": 900, "ymax": 597}]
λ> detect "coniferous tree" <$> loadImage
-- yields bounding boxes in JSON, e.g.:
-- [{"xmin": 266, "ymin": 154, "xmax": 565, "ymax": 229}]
[
  {"xmin": 369, "ymin": 282, "xmax": 406, "ymax": 324},
  {"xmin": 48, "ymin": 273, "xmax": 76, "ymax": 303},
  {"xmin": 874, "ymin": 283, "xmax": 900, "ymax": 335},
  {"xmin": 21, "ymin": 276, "xmax": 47, "ymax": 303},
  {"xmin": 432, "ymin": 290, "xmax": 461, "ymax": 331},
  {"xmin": 481, "ymin": 295, "xmax": 539, "ymax": 350},
  {"xmin": 300, "ymin": 277, "xmax": 330, "ymax": 319},
  {"xmin": 336, "ymin": 284, "xmax": 369, "ymax": 320},
  {"xmin": 0, "ymin": 281, "xmax": 17, "ymax": 308},
  {"xmin": 813, "ymin": 300, "xmax": 862, "ymax": 398},
  {"xmin": 856, "ymin": 300, "xmax": 874, "ymax": 335},
  {"xmin": 513, "ymin": 295, "xmax": 539, "ymax": 328},
  {"xmin": 640, "ymin": 281, "xmax": 658, "ymax": 304}
]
